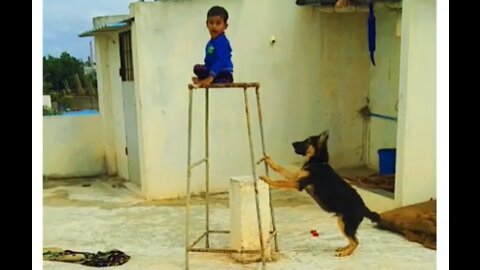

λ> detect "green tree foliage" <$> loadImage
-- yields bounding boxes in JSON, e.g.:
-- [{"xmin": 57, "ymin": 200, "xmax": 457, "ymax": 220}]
[
  {"xmin": 43, "ymin": 52, "xmax": 85, "ymax": 93},
  {"xmin": 43, "ymin": 52, "xmax": 99, "ymax": 114}
]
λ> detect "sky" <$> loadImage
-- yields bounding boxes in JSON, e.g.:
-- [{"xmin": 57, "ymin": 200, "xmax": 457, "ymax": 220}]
[{"xmin": 43, "ymin": 0, "xmax": 133, "ymax": 60}]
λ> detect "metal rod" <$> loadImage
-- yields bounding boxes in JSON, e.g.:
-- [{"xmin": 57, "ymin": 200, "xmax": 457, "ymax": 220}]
[
  {"xmin": 186, "ymin": 88, "xmax": 193, "ymax": 270},
  {"xmin": 190, "ymin": 158, "xmax": 207, "ymax": 169},
  {"xmin": 255, "ymin": 87, "xmax": 279, "ymax": 252},
  {"xmin": 256, "ymin": 157, "xmax": 266, "ymax": 165},
  {"xmin": 188, "ymin": 82, "xmax": 260, "ymax": 89},
  {"xmin": 209, "ymin": 230, "xmax": 229, "ymax": 234},
  {"xmin": 205, "ymin": 88, "xmax": 210, "ymax": 248},
  {"xmin": 189, "ymin": 248, "xmax": 263, "ymax": 254},
  {"xmin": 370, "ymin": 112, "xmax": 398, "ymax": 121},
  {"xmin": 243, "ymin": 87, "xmax": 267, "ymax": 269},
  {"xmin": 266, "ymin": 230, "xmax": 277, "ymax": 244},
  {"xmin": 189, "ymin": 231, "xmax": 208, "ymax": 249}
]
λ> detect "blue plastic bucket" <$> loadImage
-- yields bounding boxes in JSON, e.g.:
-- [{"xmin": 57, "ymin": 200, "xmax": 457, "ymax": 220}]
[{"xmin": 378, "ymin": 148, "xmax": 396, "ymax": 175}]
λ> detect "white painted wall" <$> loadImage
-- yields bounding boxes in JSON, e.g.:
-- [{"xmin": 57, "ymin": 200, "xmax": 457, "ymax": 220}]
[
  {"xmin": 367, "ymin": 11, "xmax": 401, "ymax": 169},
  {"xmin": 94, "ymin": 32, "xmax": 129, "ymax": 180},
  {"xmin": 43, "ymin": 95, "xmax": 52, "ymax": 108},
  {"xmin": 129, "ymin": 0, "xmax": 373, "ymax": 199},
  {"xmin": 122, "ymin": 81, "xmax": 141, "ymax": 186},
  {"xmin": 95, "ymin": 35, "xmax": 116, "ymax": 175},
  {"xmin": 395, "ymin": 0, "xmax": 436, "ymax": 206},
  {"xmin": 355, "ymin": 187, "xmax": 397, "ymax": 213},
  {"xmin": 43, "ymin": 115, "xmax": 105, "ymax": 177}
]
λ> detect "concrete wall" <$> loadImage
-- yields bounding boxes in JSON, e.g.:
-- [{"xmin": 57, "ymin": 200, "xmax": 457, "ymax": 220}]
[
  {"xmin": 43, "ymin": 95, "xmax": 52, "ymax": 108},
  {"xmin": 130, "ymin": 0, "xmax": 373, "ymax": 198},
  {"xmin": 43, "ymin": 115, "xmax": 105, "ymax": 177},
  {"xmin": 355, "ymin": 187, "xmax": 397, "ymax": 213},
  {"xmin": 395, "ymin": 0, "xmax": 436, "ymax": 205},
  {"xmin": 94, "ymin": 33, "xmax": 129, "ymax": 180},
  {"xmin": 367, "ymin": 11, "xmax": 401, "ymax": 169},
  {"xmin": 69, "ymin": 96, "xmax": 99, "ymax": 111},
  {"xmin": 93, "ymin": 15, "xmax": 131, "ymax": 28}
]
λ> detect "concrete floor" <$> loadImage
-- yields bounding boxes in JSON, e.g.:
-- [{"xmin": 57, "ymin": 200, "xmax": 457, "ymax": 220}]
[{"xmin": 43, "ymin": 177, "xmax": 436, "ymax": 269}]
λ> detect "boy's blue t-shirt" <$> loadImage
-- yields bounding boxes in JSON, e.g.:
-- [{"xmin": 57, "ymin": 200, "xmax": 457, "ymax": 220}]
[{"xmin": 204, "ymin": 33, "xmax": 233, "ymax": 77}]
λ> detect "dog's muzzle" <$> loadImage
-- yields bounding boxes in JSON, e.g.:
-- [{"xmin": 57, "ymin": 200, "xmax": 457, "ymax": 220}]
[{"xmin": 292, "ymin": 142, "xmax": 307, "ymax": 156}]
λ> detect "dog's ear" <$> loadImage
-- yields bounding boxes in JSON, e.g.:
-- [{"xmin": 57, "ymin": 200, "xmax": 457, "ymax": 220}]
[{"xmin": 317, "ymin": 130, "xmax": 329, "ymax": 147}]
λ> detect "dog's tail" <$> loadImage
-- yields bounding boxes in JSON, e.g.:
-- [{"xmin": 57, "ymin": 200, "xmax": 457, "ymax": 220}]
[{"xmin": 364, "ymin": 207, "xmax": 381, "ymax": 223}]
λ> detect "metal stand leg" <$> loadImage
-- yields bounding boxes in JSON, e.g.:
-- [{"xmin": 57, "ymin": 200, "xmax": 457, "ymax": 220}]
[
  {"xmin": 205, "ymin": 88, "xmax": 210, "ymax": 248},
  {"xmin": 185, "ymin": 83, "xmax": 273, "ymax": 270},
  {"xmin": 186, "ymin": 89, "xmax": 193, "ymax": 270},
  {"xmin": 255, "ymin": 87, "xmax": 279, "ymax": 252},
  {"xmin": 243, "ymin": 88, "xmax": 266, "ymax": 269}
]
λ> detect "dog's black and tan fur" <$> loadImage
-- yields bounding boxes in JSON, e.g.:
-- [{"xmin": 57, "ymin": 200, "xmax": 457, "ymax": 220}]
[{"xmin": 259, "ymin": 130, "xmax": 380, "ymax": 257}]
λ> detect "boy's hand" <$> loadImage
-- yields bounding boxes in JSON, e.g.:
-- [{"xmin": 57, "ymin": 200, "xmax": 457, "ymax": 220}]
[{"xmin": 197, "ymin": 76, "xmax": 214, "ymax": 87}]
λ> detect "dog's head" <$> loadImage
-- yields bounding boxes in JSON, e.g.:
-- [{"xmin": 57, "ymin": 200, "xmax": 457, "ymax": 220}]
[{"xmin": 292, "ymin": 130, "xmax": 329, "ymax": 162}]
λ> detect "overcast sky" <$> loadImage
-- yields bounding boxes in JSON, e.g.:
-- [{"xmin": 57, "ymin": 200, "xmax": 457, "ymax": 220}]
[{"xmin": 43, "ymin": 0, "xmax": 133, "ymax": 60}]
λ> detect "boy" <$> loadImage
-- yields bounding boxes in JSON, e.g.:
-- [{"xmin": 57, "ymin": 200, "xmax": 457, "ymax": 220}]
[{"xmin": 192, "ymin": 6, "xmax": 234, "ymax": 87}]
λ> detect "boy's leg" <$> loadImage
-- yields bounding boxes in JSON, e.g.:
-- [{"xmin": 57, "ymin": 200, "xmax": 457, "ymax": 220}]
[
  {"xmin": 193, "ymin": 64, "xmax": 210, "ymax": 80},
  {"xmin": 213, "ymin": 72, "xmax": 233, "ymax": 83}
]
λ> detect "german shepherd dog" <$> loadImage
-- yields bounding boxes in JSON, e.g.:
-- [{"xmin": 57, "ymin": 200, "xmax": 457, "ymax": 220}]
[{"xmin": 259, "ymin": 130, "xmax": 380, "ymax": 256}]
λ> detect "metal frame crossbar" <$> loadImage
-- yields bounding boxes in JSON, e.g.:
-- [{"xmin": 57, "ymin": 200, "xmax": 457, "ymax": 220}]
[{"xmin": 185, "ymin": 82, "xmax": 278, "ymax": 270}]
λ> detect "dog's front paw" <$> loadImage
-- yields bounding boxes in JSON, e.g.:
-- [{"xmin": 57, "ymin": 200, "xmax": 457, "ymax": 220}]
[
  {"xmin": 259, "ymin": 176, "xmax": 271, "ymax": 185},
  {"xmin": 263, "ymin": 155, "xmax": 278, "ymax": 170}
]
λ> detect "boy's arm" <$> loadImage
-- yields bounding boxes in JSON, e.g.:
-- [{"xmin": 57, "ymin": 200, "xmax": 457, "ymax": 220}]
[
  {"xmin": 196, "ymin": 76, "xmax": 214, "ymax": 87},
  {"xmin": 197, "ymin": 42, "xmax": 230, "ymax": 87},
  {"xmin": 197, "ymin": 39, "xmax": 231, "ymax": 87},
  {"xmin": 209, "ymin": 39, "xmax": 230, "ymax": 78},
  {"xmin": 196, "ymin": 43, "xmax": 215, "ymax": 87}
]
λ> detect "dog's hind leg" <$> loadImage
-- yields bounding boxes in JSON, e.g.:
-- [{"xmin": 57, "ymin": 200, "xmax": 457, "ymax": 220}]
[
  {"xmin": 335, "ymin": 217, "xmax": 360, "ymax": 257},
  {"xmin": 335, "ymin": 217, "xmax": 350, "ymax": 252},
  {"xmin": 335, "ymin": 217, "xmax": 354, "ymax": 253}
]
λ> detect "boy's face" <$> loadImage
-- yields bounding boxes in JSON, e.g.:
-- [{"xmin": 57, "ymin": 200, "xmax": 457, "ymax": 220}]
[{"xmin": 206, "ymin": 15, "xmax": 228, "ymax": 39}]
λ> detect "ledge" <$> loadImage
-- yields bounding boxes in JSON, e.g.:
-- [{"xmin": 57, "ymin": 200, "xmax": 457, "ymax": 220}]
[{"xmin": 188, "ymin": 82, "xmax": 260, "ymax": 90}]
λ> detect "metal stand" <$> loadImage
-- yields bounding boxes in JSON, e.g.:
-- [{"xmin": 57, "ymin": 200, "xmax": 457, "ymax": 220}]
[{"xmin": 185, "ymin": 82, "xmax": 278, "ymax": 270}]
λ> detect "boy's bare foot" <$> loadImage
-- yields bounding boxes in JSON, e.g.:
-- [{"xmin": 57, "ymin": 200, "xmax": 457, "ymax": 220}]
[
  {"xmin": 335, "ymin": 0, "xmax": 349, "ymax": 9},
  {"xmin": 192, "ymin": 77, "xmax": 199, "ymax": 84}
]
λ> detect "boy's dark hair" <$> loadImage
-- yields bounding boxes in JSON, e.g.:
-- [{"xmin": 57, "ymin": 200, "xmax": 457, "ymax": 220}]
[{"xmin": 207, "ymin": 6, "xmax": 229, "ymax": 23}]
